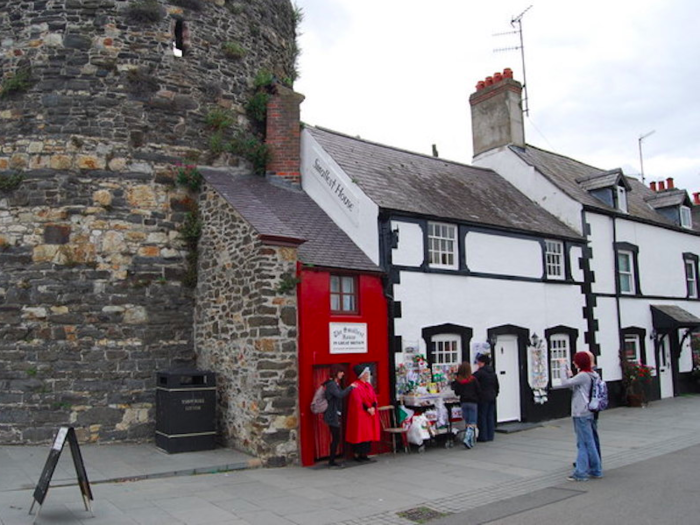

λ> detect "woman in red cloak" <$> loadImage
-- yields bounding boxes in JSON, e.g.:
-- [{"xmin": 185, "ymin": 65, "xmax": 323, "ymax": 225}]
[{"xmin": 346, "ymin": 364, "xmax": 380, "ymax": 462}]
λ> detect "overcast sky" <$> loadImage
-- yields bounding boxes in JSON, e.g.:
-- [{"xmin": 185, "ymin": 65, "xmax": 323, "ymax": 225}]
[{"xmin": 293, "ymin": 0, "xmax": 700, "ymax": 194}]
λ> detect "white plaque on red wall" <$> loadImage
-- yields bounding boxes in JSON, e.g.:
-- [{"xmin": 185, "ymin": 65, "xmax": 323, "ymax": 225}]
[{"xmin": 330, "ymin": 323, "xmax": 368, "ymax": 354}]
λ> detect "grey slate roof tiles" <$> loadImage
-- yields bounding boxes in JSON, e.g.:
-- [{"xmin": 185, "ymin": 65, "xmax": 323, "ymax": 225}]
[
  {"xmin": 307, "ymin": 126, "xmax": 583, "ymax": 241},
  {"xmin": 511, "ymin": 144, "xmax": 694, "ymax": 229},
  {"xmin": 201, "ymin": 168, "xmax": 380, "ymax": 273}
]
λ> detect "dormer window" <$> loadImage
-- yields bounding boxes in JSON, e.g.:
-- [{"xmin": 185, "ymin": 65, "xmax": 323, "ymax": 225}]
[
  {"xmin": 680, "ymin": 205, "xmax": 692, "ymax": 229},
  {"xmin": 576, "ymin": 169, "xmax": 631, "ymax": 213},
  {"xmin": 615, "ymin": 185, "xmax": 628, "ymax": 213}
]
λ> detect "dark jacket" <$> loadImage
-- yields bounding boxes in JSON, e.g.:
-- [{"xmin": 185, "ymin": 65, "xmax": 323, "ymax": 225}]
[
  {"xmin": 473, "ymin": 365, "xmax": 499, "ymax": 403},
  {"xmin": 323, "ymin": 379, "xmax": 353, "ymax": 427},
  {"xmin": 451, "ymin": 376, "xmax": 481, "ymax": 404}
]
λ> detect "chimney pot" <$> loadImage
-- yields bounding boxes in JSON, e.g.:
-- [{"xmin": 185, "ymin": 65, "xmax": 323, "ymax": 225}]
[
  {"xmin": 666, "ymin": 177, "xmax": 674, "ymax": 189},
  {"xmin": 694, "ymin": 192, "xmax": 700, "ymax": 205},
  {"xmin": 650, "ymin": 181, "xmax": 657, "ymax": 191},
  {"xmin": 485, "ymin": 76, "xmax": 494, "ymax": 86},
  {"xmin": 494, "ymin": 72, "xmax": 503, "ymax": 83},
  {"xmin": 503, "ymin": 68, "xmax": 514, "ymax": 78},
  {"xmin": 658, "ymin": 180, "xmax": 666, "ymax": 191},
  {"xmin": 476, "ymin": 80, "xmax": 485, "ymax": 91}
]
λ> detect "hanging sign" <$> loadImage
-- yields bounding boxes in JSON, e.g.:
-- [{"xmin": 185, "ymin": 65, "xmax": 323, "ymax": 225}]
[{"xmin": 330, "ymin": 323, "xmax": 368, "ymax": 354}]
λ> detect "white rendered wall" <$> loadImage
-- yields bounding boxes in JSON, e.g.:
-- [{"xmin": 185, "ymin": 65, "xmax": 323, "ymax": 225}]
[
  {"xmin": 473, "ymin": 146, "xmax": 584, "ymax": 234},
  {"xmin": 301, "ymin": 130, "xmax": 380, "ymax": 264},
  {"xmin": 587, "ymin": 211, "xmax": 700, "ymax": 298},
  {"xmin": 570, "ymin": 245, "xmax": 584, "ymax": 282},
  {"xmin": 466, "ymin": 231, "xmax": 541, "ymax": 277},
  {"xmin": 391, "ymin": 221, "xmax": 423, "ymax": 267},
  {"xmin": 393, "ymin": 271, "xmax": 587, "ymax": 366}
]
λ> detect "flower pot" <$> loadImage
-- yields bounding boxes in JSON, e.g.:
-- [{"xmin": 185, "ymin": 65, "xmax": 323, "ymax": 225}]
[{"xmin": 627, "ymin": 393, "xmax": 643, "ymax": 407}]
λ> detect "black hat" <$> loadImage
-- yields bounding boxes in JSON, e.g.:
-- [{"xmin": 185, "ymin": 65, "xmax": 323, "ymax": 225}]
[{"xmin": 353, "ymin": 363, "xmax": 367, "ymax": 377}]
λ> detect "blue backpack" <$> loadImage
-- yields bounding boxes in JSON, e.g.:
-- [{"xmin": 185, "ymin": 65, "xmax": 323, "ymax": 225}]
[{"xmin": 588, "ymin": 373, "xmax": 608, "ymax": 412}]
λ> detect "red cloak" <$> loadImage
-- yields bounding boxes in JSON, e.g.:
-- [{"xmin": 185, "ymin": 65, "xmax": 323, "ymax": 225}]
[{"xmin": 345, "ymin": 380, "xmax": 380, "ymax": 444}]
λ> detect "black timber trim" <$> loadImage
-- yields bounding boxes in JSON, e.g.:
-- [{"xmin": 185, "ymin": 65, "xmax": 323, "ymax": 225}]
[{"xmin": 421, "ymin": 324, "xmax": 473, "ymax": 367}]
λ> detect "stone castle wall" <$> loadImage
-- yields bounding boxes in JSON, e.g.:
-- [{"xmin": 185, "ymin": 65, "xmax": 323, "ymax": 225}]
[
  {"xmin": 0, "ymin": 0, "xmax": 297, "ymax": 444},
  {"xmin": 195, "ymin": 183, "xmax": 299, "ymax": 466}
]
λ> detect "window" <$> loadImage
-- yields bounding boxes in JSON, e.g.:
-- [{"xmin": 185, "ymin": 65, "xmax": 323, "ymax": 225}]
[
  {"xmin": 173, "ymin": 20, "xmax": 187, "ymax": 57},
  {"xmin": 431, "ymin": 334, "xmax": 461, "ymax": 365},
  {"xmin": 681, "ymin": 206, "xmax": 692, "ymax": 229},
  {"xmin": 549, "ymin": 334, "xmax": 570, "ymax": 387},
  {"xmin": 428, "ymin": 222, "xmax": 457, "ymax": 268},
  {"xmin": 685, "ymin": 254, "xmax": 699, "ymax": 298},
  {"xmin": 615, "ymin": 185, "xmax": 628, "ymax": 213},
  {"xmin": 545, "ymin": 240, "xmax": 564, "ymax": 279},
  {"xmin": 617, "ymin": 251, "xmax": 635, "ymax": 294},
  {"xmin": 623, "ymin": 334, "xmax": 641, "ymax": 362},
  {"xmin": 330, "ymin": 275, "xmax": 358, "ymax": 314}
]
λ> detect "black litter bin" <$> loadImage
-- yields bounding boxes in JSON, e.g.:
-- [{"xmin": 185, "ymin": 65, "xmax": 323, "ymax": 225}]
[{"xmin": 155, "ymin": 370, "xmax": 216, "ymax": 453}]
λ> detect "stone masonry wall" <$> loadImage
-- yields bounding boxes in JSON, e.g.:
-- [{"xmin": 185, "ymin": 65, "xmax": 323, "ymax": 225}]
[
  {"xmin": 0, "ymin": 168, "xmax": 196, "ymax": 443},
  {"xmin": 0, "ymin": 0, "xmax": 297, "ymax": 444},
  {"xmin": 195, "ymin": 183, "xmax": 298, "ymax": 466}
]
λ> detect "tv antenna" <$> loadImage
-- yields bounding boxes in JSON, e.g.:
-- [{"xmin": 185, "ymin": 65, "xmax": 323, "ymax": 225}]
[
  {"xmin": 638, "ymin": 130, "xmax": 655, "ymax": 184},
  {"xmin": 494, "ymin": 5, "xmax": 533, "ymax": 116}
]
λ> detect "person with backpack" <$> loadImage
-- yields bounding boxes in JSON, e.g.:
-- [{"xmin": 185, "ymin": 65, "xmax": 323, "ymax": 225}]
[
  {"xmin": 560, "ymin": 351, "xmax": 603, "ymax": 482},
  {"xmin": 473, "ymin": 353, "xmax": 499, "ymax": 442},
  {"xmin": 451, "ymin": 362, "xmax": 481, "ymax": 449},
  {"xmin": 322, "ymin": 364, "xmax": 355, "ymax": 468}
]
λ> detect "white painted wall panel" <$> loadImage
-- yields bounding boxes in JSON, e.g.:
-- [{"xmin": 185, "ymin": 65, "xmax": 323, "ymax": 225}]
[
  {"xmin": 391, "ymin": 221, "xmax": 423, "ymax": 267},
  {"xmin": 466, "ymin": 232, "xmax": 541, "ymax": 278},
  {"xmin": 393, "ymin": 271, "xmax": 587, "ymax": 368}
]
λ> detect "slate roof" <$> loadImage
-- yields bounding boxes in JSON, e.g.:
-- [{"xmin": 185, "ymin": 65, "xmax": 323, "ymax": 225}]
[
  {"xmin": 201, "ymin": 168, "xmax": 381, "ymax": 273},
  {"xmin": 306, "ymin": 127, "xmax": 582, "ymax": 242},
  {"xmin": 511, "ymin": 144, "xmax": 695, "ymax": 229},
  {"xmin": 576, "ymin": 169, "xmax": 630, "ymax": 192},
  {"xmin": 645, "ymin": 189, "xmax": 690, "ymax": 210}
]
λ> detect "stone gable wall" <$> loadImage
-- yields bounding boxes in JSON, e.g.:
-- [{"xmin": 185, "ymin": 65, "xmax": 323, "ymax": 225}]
[
  {"xmin": 195, "ymin": 184, "xmax": 299, "ymax": 465},
  {"xmin": 0, "ymin": 0, "xmax": 297, "ymax": 444}
]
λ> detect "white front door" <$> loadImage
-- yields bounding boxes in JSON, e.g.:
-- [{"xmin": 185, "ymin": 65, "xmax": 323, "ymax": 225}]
[
  {"xmin": 658, "ymin": 336, "xmax": 674, "ymax": 399},
  {"xmin": 495, "ymin": 335, "xmax": 521, "ymax": 422}
]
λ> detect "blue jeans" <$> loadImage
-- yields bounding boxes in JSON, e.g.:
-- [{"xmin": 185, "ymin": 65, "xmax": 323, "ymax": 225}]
[
  {"xmin": 572, "ymin": 415, "xmax": 602, "ymax": 479},
  {"xmin": 477, "ymin": 401, "xmax": 496, "ymax": 441},
  {"xmin": 461, "ymin": 402, "xmax": 478, "ymax": 426}
]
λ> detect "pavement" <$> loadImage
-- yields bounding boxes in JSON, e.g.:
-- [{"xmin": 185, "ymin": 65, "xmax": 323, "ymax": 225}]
[{"xmin": 2, "ymin": 395, "xmax": 700, "ymax": 525}]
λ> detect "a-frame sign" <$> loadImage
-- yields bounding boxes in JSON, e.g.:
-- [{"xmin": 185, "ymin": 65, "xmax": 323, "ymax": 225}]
[{"xmin": 29, "ymin": 427, "xmax": 94, "ymax": 522}]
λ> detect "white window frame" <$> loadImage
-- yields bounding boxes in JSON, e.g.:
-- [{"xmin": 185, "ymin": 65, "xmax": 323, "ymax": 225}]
[
  {"xmin": 545, "ymin": 240, "xmax": 564, "ymax": 279},
  {"xmin": 680, "ymin": 205, "xmax": 692, "ymax": 229},
  {"xmin": 549, "ymin": 334, "xmax": 570, "ymax": 387},
  {"xmin": 431, "ymin": 334, "xmax": 461, "ymax": 365},
  {"xmin": 618, "ymin": 250, "xmax": 635, "ymax": 294},
  {"xmin": 686, "ymin": 259, "xmax": 698, "ymax": 299},
  {"xmin": 616, "ymin": 185, "xmax": 628, "ymax": 213},
  {"xmin": 428, "ymin": 222, "xmax": 457, "ymax": 269},
  {"xmin": 623, "ymin": 334, "xmax": 641, "ymax": 363}
]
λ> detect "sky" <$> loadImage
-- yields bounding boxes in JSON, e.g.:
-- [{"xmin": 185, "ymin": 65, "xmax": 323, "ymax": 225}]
[{"xmin": 293, "ymin": 0, "xmax": 700, "ymax": 194}]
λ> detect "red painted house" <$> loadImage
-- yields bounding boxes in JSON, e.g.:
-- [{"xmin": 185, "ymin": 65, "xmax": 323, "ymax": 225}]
[{"xmin": 298, "ymin": 267, "xmax": 389, "ymax": 466}]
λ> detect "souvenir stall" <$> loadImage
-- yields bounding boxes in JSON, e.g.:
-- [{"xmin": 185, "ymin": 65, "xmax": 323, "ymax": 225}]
[{"xmin": 395, "ymin": 354, "xmax": 464, "ymax": 449}]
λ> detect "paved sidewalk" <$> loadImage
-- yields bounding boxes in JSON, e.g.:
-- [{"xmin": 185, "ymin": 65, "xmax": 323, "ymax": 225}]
[{"xmin": 1, "ymin": 395, "xmax": 699, "ymax": 525}]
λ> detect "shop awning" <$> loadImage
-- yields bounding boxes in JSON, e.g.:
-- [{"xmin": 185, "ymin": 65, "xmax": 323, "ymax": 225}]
[{"xmin": 650, "ymin": 305, "xmax": 700, "ymax": 330}]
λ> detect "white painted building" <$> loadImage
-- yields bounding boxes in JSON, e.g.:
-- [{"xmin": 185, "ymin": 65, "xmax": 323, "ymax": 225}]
[
  {"xmin": 470, "ymin": 71, "xmax": 700, "ymax": 401},
  {"xmin": 301, "ymin": 125, "xmax": 590, "ymax": 423}
]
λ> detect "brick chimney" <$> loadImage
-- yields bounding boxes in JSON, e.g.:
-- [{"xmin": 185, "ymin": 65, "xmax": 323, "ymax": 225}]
[
  {"xmin": 469, "ymin": 68, "xmax": 525, "ymax": 157},
  {"xmin": 265, "ymin": 83, "xmax": 305, "ymax": 186}
]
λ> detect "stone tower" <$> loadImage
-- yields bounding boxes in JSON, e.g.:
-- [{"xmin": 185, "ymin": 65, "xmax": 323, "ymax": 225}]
[{"xmin": 0, "ymin": 0, "xmax": 298, "ymax": 444}]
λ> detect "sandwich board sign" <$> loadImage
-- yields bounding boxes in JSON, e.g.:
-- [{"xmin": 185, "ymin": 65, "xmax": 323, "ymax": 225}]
[{"xmin": 29, "ymin": 427, "xmax": 94, "ymax": 522}]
